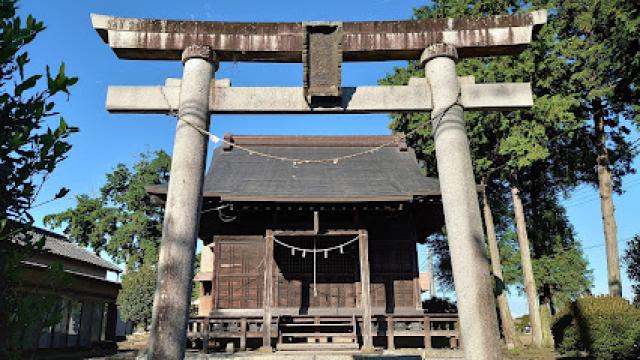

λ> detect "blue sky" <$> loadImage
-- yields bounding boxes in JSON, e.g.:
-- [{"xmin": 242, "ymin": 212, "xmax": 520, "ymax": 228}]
[{"xmin": 19, "ymin": 0, "xmax": 639, "ymax": 316}]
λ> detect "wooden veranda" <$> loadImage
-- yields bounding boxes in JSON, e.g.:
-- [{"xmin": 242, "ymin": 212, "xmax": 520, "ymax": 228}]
[{"xmin": 187, "ymin": 313, "xmax": 459, "ymax": 352}]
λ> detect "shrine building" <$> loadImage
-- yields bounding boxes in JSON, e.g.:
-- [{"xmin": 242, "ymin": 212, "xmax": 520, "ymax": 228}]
[{"xmin": 147, "ymin": 134, "xmax": 457, "ymax": 352}]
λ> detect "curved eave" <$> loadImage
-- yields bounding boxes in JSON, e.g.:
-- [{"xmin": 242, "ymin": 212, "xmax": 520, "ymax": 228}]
[{"xmin": 145, "ymin": 185, "xmax": 439, "ymax": 203}]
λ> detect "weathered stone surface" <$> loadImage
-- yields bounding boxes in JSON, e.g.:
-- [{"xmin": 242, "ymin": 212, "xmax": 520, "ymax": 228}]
[
  {"xmin": 181, "ymin": 45, "xmax": 218, "ymax": 69},
  {"xmin": 420, "ymin": 43, "xmax": 458, "ymax": 64},
  {"xmin": 106, "ymin": 80, "xmax": 532, "ymax": 114},
  {"xmin": 424, "ymin": 48, "xmax": 502, "ymax": 360},
  {"xmin": 148, "ymin": 49, "xmax": 215, "ymax": 360},
  {"xmin": 303, "ymin": 22, "xmax": 342, "ymax": 100},
  {"xmin": 91, "ymin": 10, "xmax": 546, "ymax": 62}
]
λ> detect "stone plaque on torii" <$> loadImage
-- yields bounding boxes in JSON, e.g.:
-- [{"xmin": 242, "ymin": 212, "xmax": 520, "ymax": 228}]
[{"xmin": 92, "ymin": 10, "xmax": 546, "ymax": 360}]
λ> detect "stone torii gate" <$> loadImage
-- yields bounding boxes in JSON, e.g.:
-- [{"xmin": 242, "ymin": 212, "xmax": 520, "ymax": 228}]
[{"xmin": 91, "ymin": 10, "xmax": 546, "ymax": 360}]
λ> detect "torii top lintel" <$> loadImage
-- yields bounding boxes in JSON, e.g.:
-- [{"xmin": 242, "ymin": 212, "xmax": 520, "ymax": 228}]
[{"xmin": 91, "ymin": 10, "xmax": 546, "ymax": 62}]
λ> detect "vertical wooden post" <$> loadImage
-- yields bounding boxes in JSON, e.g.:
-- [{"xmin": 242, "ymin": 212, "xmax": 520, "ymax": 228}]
[
  {"xmin": 212, "ymin": 241, "xmax": 220, "ymax": 311},
  {"xmin": 313, "ymin": 211, "xmax": 320, "ymax": 234},
  {"xmin": 201, "ymin": 317, "xmax": 209, "ymax": 354},
  {"xmin": 358, "ymin": 229, "xmax": 374, "ymax": 352},
  {"xmin": 239, "ymin": 318, "xmax": 247, "ymax": 351},
  {"xmin": 423, "ymin": 315, "xmax": 431, "ymax": 349},
  {"xmin": 387, "ymin": 316, "xmax": 395, "ymax": 351},
  {"xmin": 261, "ymin": 230, "xmax": 274, "ymax": 351},
  {"xmin": 411, "ymin": 244, "xmax": 421, "ymax": 310},
  {"xmin": 105, "ymin": 302, "xmax": 118, "ymax": 342}
]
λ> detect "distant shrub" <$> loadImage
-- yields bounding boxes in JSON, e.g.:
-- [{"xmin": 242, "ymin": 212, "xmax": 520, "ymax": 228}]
[
  {"xmin": 552, "ymin": 306, "xmax": 580, "ymax": 356},
  {"xmin": 514, "ymin": 314, "xmax": 530, "ymax": 333},
  {"xmin": 422, "ymin": 297, "xmax": 457, "ymax": 313},
  {"xmin": 552, "ymin": 295, "xmax": 640, "ymax": 359}
]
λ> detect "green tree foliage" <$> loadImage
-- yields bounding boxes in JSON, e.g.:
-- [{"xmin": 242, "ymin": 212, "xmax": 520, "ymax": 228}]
[
  {"xmin": 380, "ymin": 0, "xmax": 596, "ymax": 309},
  {"xmin": 117, "ymin": 265, "xmax": 156, "ymax": 328},
  {"xmin": 45, "ymin": 151, "xmax": 171, "ymax": 270},
  {"xmin": 623, "ymin": 235, "xmax": 640, "ymax": 303},
  {"xmin": 555, "ymin": 0, "xmax": 640, "ymax": 168},
  {"xmin": 493, "ymin": 223, "xmax": 592, "ymax": 309},
  {"xmin": 0, "ymin": 1, "xmax": 77, "ymax": 357},
  {"xmin": 191, "ymin": 252, "xmax": 201, "ymax": 315},
  {"xmin": 429, "ymin": 224, "xmax": 591, "ymax": 310},
  {"xmin": 524, "ymin": 196, "xmax": 593, "ymax": 308},
  {"xmin": 192, "ymin": 252, "xmax": 200, "ymax": 302},
  {"xmin": 514, "ymin": 314, "xmax": 530, "ymax": 333},
  {"xmin": 552, "ymin": 296, "xmax": 640, "ymax": 359}
]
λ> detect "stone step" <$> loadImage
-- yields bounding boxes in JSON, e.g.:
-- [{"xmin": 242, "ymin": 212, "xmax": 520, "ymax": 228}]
[
  {"xmin": 280, "ymin": 332, "xmax": 356, "ymax": 338},
  {"xmin": 276, "ymin": 342, "xmax": 360, "ymax": 351},
  {"xmin": 280, "ymin": 323, "xmax": 352, "ymax": 327}
]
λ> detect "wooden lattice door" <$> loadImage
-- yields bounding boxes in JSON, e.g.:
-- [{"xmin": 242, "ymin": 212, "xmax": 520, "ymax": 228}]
[{"xmin": 214, "ymin": 236, "xmax": 264, "ymax": 309}]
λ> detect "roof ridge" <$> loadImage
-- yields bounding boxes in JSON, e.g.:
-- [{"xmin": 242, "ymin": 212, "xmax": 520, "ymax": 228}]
[
  {"xmin": 222, "ymin": 134, "xmax": 405, "ymax": 149},
  {"xmin": 30, "ymin": 225, "xmax": 68, "ymax": 240},
  {"xmin": 29, "ymin": 226, "xmax": 122, "ymax": 273}
]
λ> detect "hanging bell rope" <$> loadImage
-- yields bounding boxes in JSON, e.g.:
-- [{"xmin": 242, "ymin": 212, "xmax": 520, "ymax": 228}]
[{"xmin": 313, "ymin": 238, "xmax": 317, "ymax": 297}]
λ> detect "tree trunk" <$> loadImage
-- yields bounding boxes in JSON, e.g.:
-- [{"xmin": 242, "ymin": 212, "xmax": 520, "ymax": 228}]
[
  {"xmin": 481, "ymin": 183, "xmax": 519, "ymax": 349},
  {"xmin": 540, "ymin": 285, "xmax": 555, "ymax": 347},
  {"xmin": 510, "ymin": 186, "xmax": 543, "ymax": 348},
  {"xmin": 593, "ymin": 105, "xmax": 622, "ymax": 297}
]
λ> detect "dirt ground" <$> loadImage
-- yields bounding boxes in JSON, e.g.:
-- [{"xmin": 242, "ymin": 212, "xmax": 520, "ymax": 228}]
[{"xmin": 102, "ymin": 333, "xmax": 564, "ymax": 359}]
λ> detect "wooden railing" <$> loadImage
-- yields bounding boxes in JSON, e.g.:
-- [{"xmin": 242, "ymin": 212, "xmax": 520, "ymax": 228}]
[
  {"xmin": 382, "ymin": 314, "xmax": 460, "ymax": 350},
  {"xmin": 187, "ymin": 316, "xmax": 265, "ymax": 353},
  {"xmin": 187, "ymin": 313, "xmax": 459, "ymax": 353}
]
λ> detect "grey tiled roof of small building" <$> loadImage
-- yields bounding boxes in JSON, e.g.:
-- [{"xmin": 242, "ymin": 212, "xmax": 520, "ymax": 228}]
[
  {"xmin": 147, "ymin": 135, "xmax": 441, "ymax": 202},
  {"xmin": 30, "ymin": 227, "xmax": 122, "ymax": 272}
]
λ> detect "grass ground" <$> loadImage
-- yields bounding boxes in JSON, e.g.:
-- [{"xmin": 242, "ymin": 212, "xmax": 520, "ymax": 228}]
[
  {"xmin": 116, "ymin": 332, "xmax": 149, "ymax": 353},
  {"xmin": 504, "ymin": 346, "xmax": 559, "ymax": 359}
]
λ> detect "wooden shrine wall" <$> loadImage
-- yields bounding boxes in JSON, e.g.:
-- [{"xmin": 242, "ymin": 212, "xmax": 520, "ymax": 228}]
[
  {"xmin": 209, "ymin": 234, "xmax": 420, "ymax": 314},
  {"xmin": 274, "ymin": 236, "xmax": 359, "ymax": 312}
]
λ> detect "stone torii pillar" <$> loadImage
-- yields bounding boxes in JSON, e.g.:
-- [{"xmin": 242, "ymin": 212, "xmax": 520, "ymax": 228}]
[
  {"xmin": 148, "ymin": 45, "xmax": 218, "ymax": 359},
  {"xmin": 422, "ymin": 44, "xmax": 501, "ymax": 360}
]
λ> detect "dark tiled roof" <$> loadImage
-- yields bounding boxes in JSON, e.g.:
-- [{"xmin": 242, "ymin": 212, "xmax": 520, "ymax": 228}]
[
  {"xmin": 147, "ymin": 135, "xmax": 441, "ymax": 202},
  {"xmin": 30, "ymin": 227, "xmax": 122, "ymax": 272}
]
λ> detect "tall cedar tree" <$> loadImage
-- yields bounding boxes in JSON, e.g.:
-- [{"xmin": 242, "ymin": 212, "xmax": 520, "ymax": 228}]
[
  {"xmin": 552, "ymin": 0, "xmax": 639, "ymax": 297},
  {"xmin": 481, "ymin": 185, "xmax": 519, "ymax": 347},
  {"xmin": 0, "ymin": 1, "xmax": 78, "ymax": 357},
  {"xmin": 45, "ymin": 151, "xmax": 170, "ymax": 271},
  {"xmin": 381, "ymin": 0, "xmax": 595, "ymax": 315}
]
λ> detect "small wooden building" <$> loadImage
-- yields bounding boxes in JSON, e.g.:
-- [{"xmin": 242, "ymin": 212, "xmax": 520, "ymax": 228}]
[
  {"xmin": 17, "ymin": 227, "xmax": 122, "ymax": 354},
  {"xmin": 149, "ymin": 134, "xmax": 459, "ymax": 352}
]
